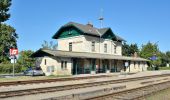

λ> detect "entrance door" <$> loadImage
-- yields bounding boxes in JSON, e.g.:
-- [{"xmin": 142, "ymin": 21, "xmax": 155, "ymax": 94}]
[{"xmin": 72, "ymin": 59, "xmax": 77, "ymax": 75}]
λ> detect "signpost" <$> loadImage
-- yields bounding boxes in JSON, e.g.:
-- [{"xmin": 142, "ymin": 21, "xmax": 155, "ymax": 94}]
[
  {"xmin": 124, "ymin": 61, "xmax": 129, "ymax": 77},
  {"xmin": 10, "ymin": 48, "xmax": 18, "ymax": 77},
  {"xmin": 150, "ymin": 54, "xmax": 157, "ymax": 70}
]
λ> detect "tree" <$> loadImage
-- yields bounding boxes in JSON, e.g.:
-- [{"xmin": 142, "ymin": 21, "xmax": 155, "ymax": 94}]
[
  {"xmin": 0, "ymin": 23, "xmax": 18, "ymax": 63},
  {"xmin": 122, "ymin": 42, "xmax": 130, "ymax": 56},
  {"xmin": 0, "ymin": 0, "xmax": 11, "ymax": 23},
  {"xmin": 140, "ymin": 42, "xmax": 161, "ymax": 67},
  {"xmin": 129, "ymin": 43, "xmax": 139, "ymax": 56},
  {"xmin": 0, "ymin": 0, "xmax": 18, "ymax": 63},
  {"xmin": 17, "ymin": 50, "xmax": 35, "ymax": 71},
  {"xmin": 41, "ymin": 40, "xmax": 57, "ymax": 50},
  {"xmin": 160, "ymin": 52, "xmax": 167, "ymax": 67},
  {"xmin": 166, "ymin": 51, "xmax": 170, "ymax": 63},
  {"xmin": 122, "ymin": 43, "xmax": 139, "ymax": 56}
]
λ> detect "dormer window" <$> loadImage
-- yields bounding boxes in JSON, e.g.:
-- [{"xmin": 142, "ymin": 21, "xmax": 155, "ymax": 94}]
[{"xmin": 68, "ymin": 29, "xmax": 72, "ymax": 35}]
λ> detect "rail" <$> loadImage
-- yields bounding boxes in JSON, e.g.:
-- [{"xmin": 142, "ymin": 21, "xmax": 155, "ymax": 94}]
[{"xmin": 0, "ymin": 73, "xmax": 170, "ymax": 98}]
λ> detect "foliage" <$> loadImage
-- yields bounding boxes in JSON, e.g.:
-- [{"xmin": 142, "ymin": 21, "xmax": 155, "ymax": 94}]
[
  {"xmin": 0, "ymin": 0, "xmax": 18, "ymax": 64},
  {"xmin": 166, "ymin": 51, "xmax": 170, "ymax": 63},
  {"xmin": 0, "ymin": 63, "xmax": 22, "ymax": 73},
  {"xmin": 41, "ymin": 40, "xmax": 57, "ymax": 50},
  {"xmin": 129, "ymin": 43, "xmax": 139, "ymax": 56},
  {"xmin": 17, "ymin": 50, "xmax": 35, "ymax": 71},
  {"xmin": 0, "ymin": 23, "xmax": 18, "ymax": 63},
  {"xmin": 160, "ymin": 52, "xmax": 168, "ymax": 67},
  {"xmin": 122, "ymin": 42, "xmax": 130, "ymax": 56},
  {"xmin": 140, "ymin": 41, "xmax": 161, "ymax": 66},
  {"xmin": 122, "ymin": 42, "xmax": 139, "ymax": 56},
  {"xmin": 0, "ymin": 0, "xmax": 11, "ymax": 23}
]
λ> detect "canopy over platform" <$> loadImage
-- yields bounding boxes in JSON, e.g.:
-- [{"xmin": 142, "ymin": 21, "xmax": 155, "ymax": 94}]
[{"xmin": 32, "ymin": 49, "xmax": 149, "ymax": 62}]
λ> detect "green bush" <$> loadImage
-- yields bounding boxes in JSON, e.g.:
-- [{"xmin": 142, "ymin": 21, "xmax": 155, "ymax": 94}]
[
  {"xmin": 0, "ymin": 63, "xmax": 22, "ymax": 74},
  {"xmin": 147, "ymin": 66, "xmax": 153, "ymax": 71}
]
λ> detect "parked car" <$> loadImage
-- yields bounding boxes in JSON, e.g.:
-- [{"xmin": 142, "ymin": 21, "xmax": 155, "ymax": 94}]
[{"xmin": 23, "ymin": 67, "xmax": 45, "ymax": 76}]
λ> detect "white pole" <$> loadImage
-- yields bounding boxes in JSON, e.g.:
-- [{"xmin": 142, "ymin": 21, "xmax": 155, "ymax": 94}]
[{"xmin": 13, "ymin": 56, "xmax": 15, "ymax": 77}]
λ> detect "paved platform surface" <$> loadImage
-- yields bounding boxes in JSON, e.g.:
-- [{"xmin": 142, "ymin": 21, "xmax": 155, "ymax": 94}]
[
  {"xmin": 1, "ymin": 70, "xmax": 170, "ymax": 93},
  {"xmin": 1, "ymin": 70, "xmax": 170, "ymax": 100},
  {"xmin": 3, "ymin": 70, "xmax": 170, "ymax": 100}
]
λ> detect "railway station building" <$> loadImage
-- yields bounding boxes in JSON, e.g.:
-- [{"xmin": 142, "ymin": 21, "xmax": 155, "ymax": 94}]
[{"xmin": 32, "ymin": 22, "xmax": 148, "ymax": 76}]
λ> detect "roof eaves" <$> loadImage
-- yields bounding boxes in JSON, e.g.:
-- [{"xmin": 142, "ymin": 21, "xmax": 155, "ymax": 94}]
[{"xmin": 52, "ymin": 22, "xmax": 85, "ymax": 39}]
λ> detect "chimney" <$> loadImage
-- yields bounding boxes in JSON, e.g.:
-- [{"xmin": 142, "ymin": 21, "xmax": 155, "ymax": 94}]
[
  {"xmin": 134, "ymin": 52, "xmax": 138, "ymax": 57},
  {"xmin": 87, "ymin": 22, "xmax": 93, "ymax": 27}
]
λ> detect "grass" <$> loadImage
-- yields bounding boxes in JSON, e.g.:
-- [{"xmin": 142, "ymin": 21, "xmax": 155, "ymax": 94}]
[
  {"xmin": 145, "ymin": 88, "xmax": 170, "ymax": 100},
  {"xmin": 159, "ymin": 66, "xmax": 170, "ymax": 70}
]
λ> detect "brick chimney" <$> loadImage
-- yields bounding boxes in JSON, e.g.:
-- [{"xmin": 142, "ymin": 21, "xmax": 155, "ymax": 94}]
[
  {"xmin": 87, "ymin": 22, "xmax": 93, "ymax": 27},
  {"xmin": 134, "ymin": 52, "xmax": 138, "ymax": 57}
]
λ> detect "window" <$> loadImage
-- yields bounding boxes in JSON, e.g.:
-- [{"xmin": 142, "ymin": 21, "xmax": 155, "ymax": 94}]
[
  {"xmin": 61, "ymin": 61, "xmax": 67, "ymax": 70},
  {"xmin": 61, "ymin": 61, "xmax": 64, "ymax": 69},
  {"xmin": 51, "ymin": 66, "xmax": 54, "ymax": 72},
  {"xmin": 104, "ymin": 44, "xmax": 107, "ymax": 53},
  {"xmin": 44, "ymin": 59, "xmax": 47, "ymax": 65},
  {"xmin": 91, "ymin": 41, "xmax": 95, "ymax": 52},
  {"xmin": 69, "ymin": 42, "xmax": 72, "ymax": 51},
  {"xmin": 47, "ymin": 66, "xmax": 50, "ymax": 72},
  {"xmin": 138, "ymin": 62, "xmax": 140, "ymax": 68},
  {"xmin": 65, "ymin": 61, "xmax": 67, "ymax": 69},
  {"xmin": 114, "ymin": 45, "xmax": 117, "ymax": 54},
  {"xmin": 47, "ymin": 66, "xmax": 54, "ymax": 72}
]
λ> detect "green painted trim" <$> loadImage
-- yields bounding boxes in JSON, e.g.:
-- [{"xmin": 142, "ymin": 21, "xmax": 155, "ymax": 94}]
[
  {"xmin": 53, "ymin": 25, "xmax": 83, "ymax": 39},
  {"xmin": 101, "ymin": 28, "xmax": 117, "ymax": 41},
  {"xmin": 57, "ymin": 26, "xmax": 82, "ymax": 39}
]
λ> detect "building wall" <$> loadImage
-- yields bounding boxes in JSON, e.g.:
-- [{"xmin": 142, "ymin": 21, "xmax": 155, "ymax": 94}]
[
  {"xmin": 57, "ymin": 35, "xmax": 122, "ymax": 55},
  {"xmin": 57, "ymin": 35, "xmax": 85, "ymax": 52},
  {"xmin": 40, "ymin": 56, "xmax": 72, "ymax": 76},
  {"xmin": 125, "ymin": 61, "xmax": 148, "ymax": 72},
  {"xmin": 38, "ymin": 56, "xmax": 148, "ymax": 76}
]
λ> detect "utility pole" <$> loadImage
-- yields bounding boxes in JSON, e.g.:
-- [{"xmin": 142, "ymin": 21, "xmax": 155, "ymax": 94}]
[
  {"xmin": 97, "ymin": 8, "xmax": 104, "ymax": 73},
  {"xmin": 98, "ymin": 8, "xmax": 104, "ymax": 28}
]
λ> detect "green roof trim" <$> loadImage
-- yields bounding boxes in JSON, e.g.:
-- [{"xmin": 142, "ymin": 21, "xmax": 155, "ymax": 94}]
[
  {"xmin": 53, "ymin": 26, "xmax": 83, "ymax": 39},
  {"xmin": 101, "ymin": 28, "xmax": 117, "ymax": 40},
  {"xmin": 52, "ymin": 22, "xmax": 126, "ymax": 41}
]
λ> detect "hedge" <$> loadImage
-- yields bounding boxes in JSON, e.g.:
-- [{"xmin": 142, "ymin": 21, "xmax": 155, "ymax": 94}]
[{"xmin": 0, "ymin": 63, "xmax": 22, "ymax": 74}]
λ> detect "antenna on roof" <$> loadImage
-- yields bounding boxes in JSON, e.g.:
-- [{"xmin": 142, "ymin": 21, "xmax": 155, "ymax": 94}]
[{"xmin": 98, "ymin": 8, "xmax": 104, "ymax": 28}]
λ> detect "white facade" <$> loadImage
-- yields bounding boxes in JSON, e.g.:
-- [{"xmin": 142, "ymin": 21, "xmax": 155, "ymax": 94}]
[
  {"xmin": 39, "ymin": 56, "xmax": 72, "ymax": 76},
  {"xmin": 57, "ymin": 35, "xmax": 122, "ymax": 55},
  {"xmin": 34, "ymin": 22, "xmax": 148, "ymax": 76}
]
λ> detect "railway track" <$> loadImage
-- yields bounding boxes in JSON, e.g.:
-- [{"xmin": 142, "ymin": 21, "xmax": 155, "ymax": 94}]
[
  {"xmin": 0, "ymin": 73, "xmax": 170, "ymax": 98},
  {"xmin": 86, "ymin": 81, "xmax": 170, "ymax": 100},
  {"xmin": 0, "ymin": 75, "xmax": 111, "ymax": 87}
]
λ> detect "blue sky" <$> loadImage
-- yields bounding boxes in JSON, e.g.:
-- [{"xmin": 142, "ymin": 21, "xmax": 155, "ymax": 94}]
[{"xmin": 6, "ymin": 0, "xmax": 170, "ymax": 52}]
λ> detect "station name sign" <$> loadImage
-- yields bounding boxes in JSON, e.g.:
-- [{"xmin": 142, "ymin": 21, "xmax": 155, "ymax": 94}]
[{"xmin": 10, "ymin": 48, "xmax": 18, "ymax": 56}]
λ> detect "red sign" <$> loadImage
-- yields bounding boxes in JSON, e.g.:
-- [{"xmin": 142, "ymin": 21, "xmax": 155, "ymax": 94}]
[{"xmin": 10, "ymin": 49, "xmax": 18, "ymax": 56}]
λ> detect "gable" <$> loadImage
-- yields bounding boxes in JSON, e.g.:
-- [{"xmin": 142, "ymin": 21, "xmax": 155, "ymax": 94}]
[
  {"xmin": 101, "ymin": 29, "xmax": 117, "ymax": 41},
  {"xmin": 52, "ymin": 22, "xmax": 125, "ymax": 41},
  {"xmin": 53, "ymin": 26, "xmax": 83, "ymax": 39}
]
